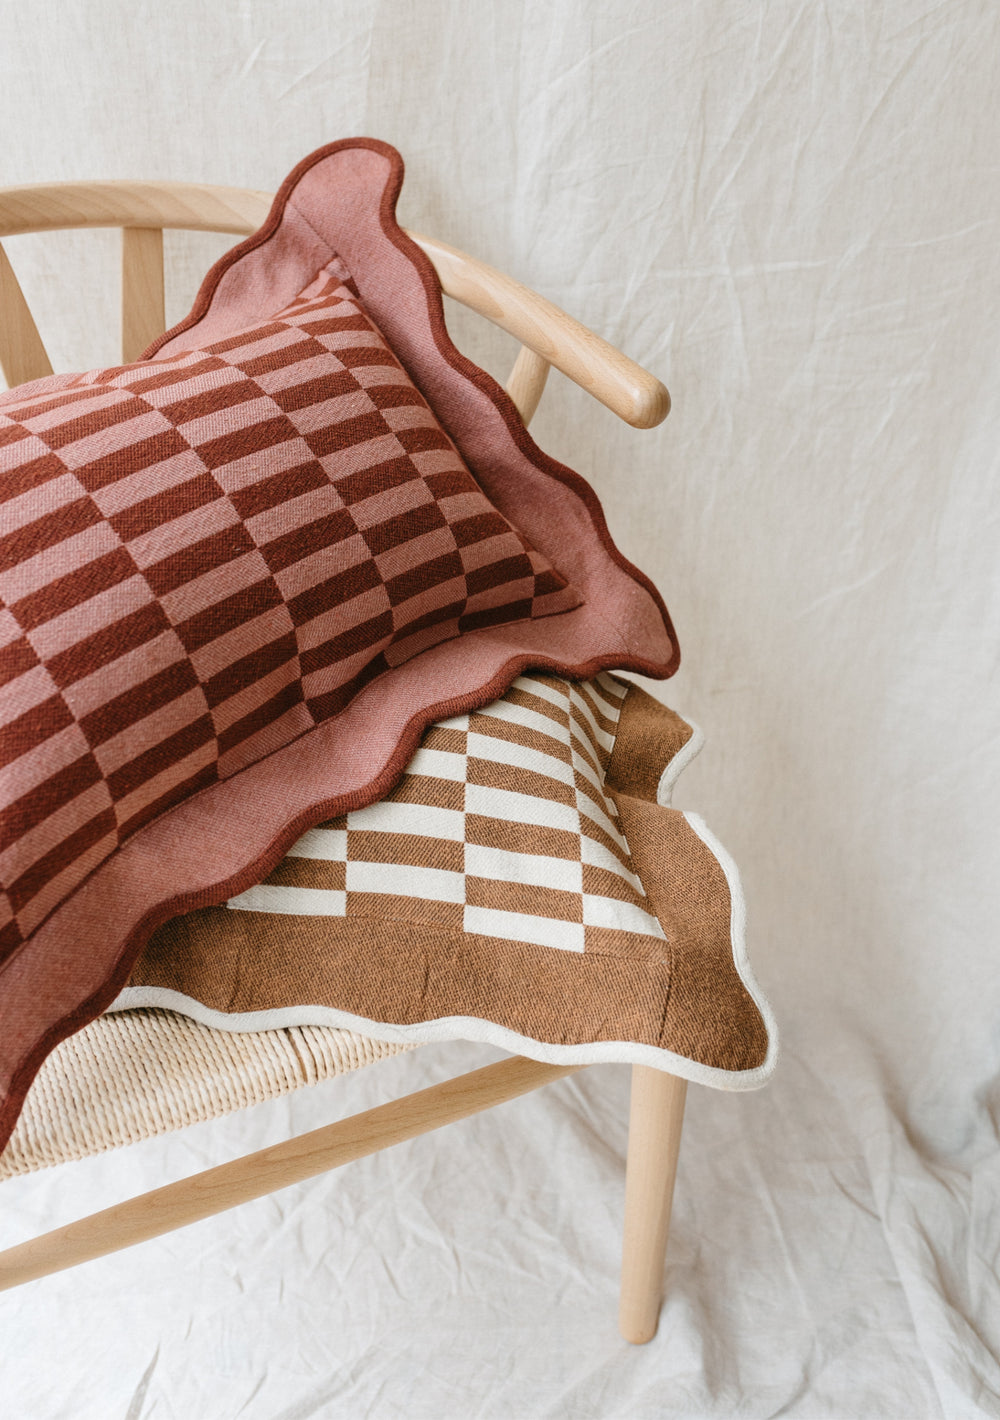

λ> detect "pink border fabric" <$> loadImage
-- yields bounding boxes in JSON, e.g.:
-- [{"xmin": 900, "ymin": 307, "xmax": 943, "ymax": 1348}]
[{"xmin": 0, "ymin": 138, "xmax": 677, "ymax": 1154}]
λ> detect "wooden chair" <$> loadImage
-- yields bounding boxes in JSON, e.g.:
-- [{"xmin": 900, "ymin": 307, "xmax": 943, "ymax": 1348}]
[{"xmin": 0, "ymin": 180, "xmax": 680, "ymax": 1344}]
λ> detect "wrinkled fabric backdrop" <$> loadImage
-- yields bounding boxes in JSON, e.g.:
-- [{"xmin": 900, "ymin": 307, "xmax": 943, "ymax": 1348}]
[{"xmin": 1, "ymin": 3, "xmax": 997, "ymax": 1417}]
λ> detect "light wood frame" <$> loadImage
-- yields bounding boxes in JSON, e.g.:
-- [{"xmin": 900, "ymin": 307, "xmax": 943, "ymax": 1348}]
[{"xmin": 0, "ymin": 182, "xmax": 681, "ymax": 1344}]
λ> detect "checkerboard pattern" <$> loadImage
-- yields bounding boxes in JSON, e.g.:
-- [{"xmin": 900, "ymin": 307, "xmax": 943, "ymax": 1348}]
[
  {"xmin": 226, "ymin": 672, "xmax": 667, "ymax": 955},
  {"xmin": 0, "ymin": 261, "xmax": 579, "ymax": 960}
]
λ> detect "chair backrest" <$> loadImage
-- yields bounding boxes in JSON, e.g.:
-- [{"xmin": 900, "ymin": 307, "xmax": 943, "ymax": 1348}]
[{"xmin": 0, "ymin": 180, "xmax": 668, "ymax": 431}]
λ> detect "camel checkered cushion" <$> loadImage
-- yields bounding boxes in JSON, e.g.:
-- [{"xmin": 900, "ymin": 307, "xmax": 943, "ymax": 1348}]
[{"xmin": 119, "ymin": 674, "xmax": 776, "ymax": 1087}]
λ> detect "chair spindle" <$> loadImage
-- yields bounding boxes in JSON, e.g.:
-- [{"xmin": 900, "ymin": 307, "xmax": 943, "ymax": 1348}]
[
  {"xmin": 121, "ymin": 226, "xmax": 165, "ymax": 364},
  {"xmin": 0, "ymin": 242, "xmax": 53, "ymax": 388},
  {"xmin": 505, "ymin": 345, "xmax": 551, "ymax": 426}
]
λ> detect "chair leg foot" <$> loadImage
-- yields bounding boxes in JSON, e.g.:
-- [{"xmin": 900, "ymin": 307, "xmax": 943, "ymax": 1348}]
[{"xmin": 618, "ymin": 1065, "xmax": 687, "ymax": 1344}]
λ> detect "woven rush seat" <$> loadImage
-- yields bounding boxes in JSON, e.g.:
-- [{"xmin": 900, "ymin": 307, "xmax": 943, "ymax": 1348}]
[{"xmin": 0, "ymin": 1009, "xmax": 412, "ymax": 1181}]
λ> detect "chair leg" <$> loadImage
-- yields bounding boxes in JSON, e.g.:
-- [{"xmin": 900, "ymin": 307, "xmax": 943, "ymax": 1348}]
[{"xmin": 618, "ymin": 1065, "xmax": 687, "ymax": 1344}]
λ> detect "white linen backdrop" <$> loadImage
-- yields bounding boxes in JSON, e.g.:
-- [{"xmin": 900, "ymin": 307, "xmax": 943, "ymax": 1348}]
[{"xmin": 1, "ymin": 3, "xmax": 997, "ymax": 1416}]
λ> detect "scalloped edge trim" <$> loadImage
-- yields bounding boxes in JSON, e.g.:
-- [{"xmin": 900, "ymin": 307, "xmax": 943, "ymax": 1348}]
[{"xmin": 657, "ymin": 719, "xmax": 706, "ymax": 805}]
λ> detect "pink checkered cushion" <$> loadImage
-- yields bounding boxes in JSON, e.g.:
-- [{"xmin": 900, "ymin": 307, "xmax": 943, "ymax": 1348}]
[
  {"xmin": 0, "ymin": 261, "xmax": 578, "ymax": 959},
  {"xmin": 0, "ymin": 137, "xmax": 679, "ymax": 1160}
]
